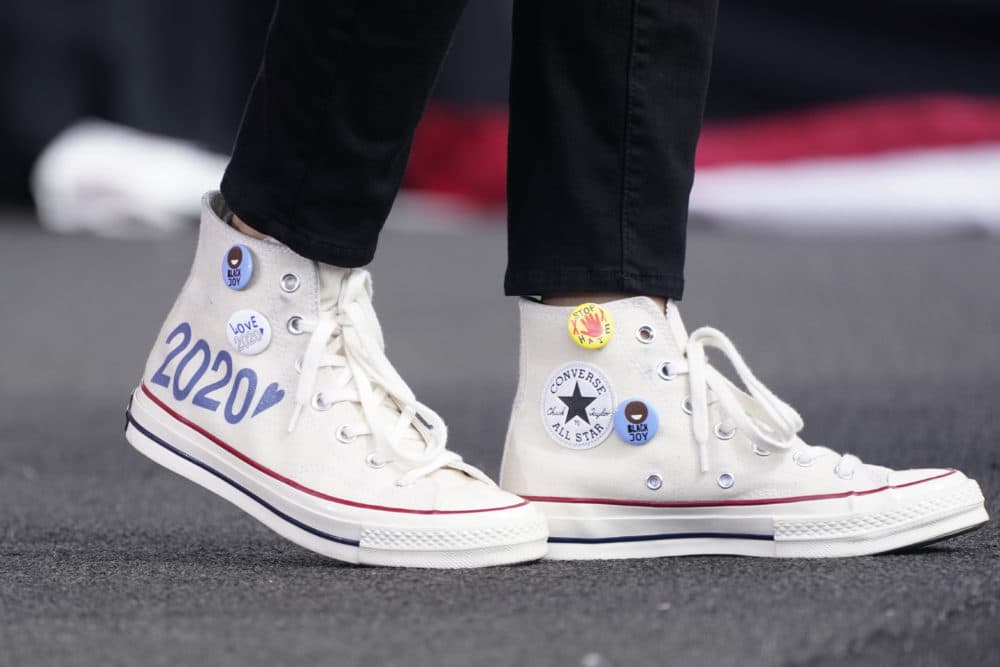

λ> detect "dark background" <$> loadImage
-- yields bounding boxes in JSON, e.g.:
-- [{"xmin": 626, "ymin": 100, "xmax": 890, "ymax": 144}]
[{"xmin": 3, "ymin": 0, "xmax": 999, "ymax": 203}]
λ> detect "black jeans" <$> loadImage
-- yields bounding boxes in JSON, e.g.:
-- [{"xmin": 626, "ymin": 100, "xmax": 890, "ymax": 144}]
[{"xmin": 221, "ymin": 0, "xmax": 717, "ymax": 299}]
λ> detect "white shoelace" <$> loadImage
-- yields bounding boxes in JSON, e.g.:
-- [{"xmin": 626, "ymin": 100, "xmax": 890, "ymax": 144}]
[
  {"xmin": 287, "ymin": 269, "xmax": 492, "ymax": 487},
  {"xmin": 682, "ymin": 326, "xmax": 860, "ymax": 476}
]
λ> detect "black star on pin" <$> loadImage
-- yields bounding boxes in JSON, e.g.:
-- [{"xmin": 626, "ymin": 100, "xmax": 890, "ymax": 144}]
[{"xmin": 559, "ymin": 381, "xmax": 597, "ymax": 424}]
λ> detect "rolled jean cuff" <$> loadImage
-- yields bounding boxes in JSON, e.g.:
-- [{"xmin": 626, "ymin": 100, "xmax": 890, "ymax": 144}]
[
  {"xmin": 503, "ymin": 266, "xmax": 685, "ymax": 300},
  {"xmin": 220, "ymin": 182, "xmax": 377, "ymax": 268}
]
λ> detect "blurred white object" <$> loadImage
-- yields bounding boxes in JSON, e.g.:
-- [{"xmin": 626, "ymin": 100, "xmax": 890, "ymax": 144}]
[
  {"xmin": 691, "ymin": 144, "xmax": 1000, "ymax": 235},
  {"xmin": 30, "ymin": 120, "xmax": 227, "ymax": 237}
]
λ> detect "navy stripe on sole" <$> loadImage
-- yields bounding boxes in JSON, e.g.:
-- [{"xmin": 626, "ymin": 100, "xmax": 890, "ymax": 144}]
[
  {"xmin": 549, "ymin": 532, "xmax": 774, "ymax": 545},
  {"xmin": 126, "ymin": 409, "xmax": 361, "ymax": 547}
]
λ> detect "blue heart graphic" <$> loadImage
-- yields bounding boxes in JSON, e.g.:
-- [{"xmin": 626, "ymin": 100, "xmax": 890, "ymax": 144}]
[{"xmin": 252, "ymin": 382, "xmax": 285, "ymax": 417}]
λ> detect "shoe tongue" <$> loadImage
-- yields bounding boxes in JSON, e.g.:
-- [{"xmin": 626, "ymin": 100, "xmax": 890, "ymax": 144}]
[
  {"xmin": 374, "ymin": 403, "xmax": 426, "ymax": 452},
  {"xmin": 664, "ymin": 299, "xmax": 689, "ymax": 349},
  {"xmin": 315, "ymin": 263, "xmax": 428, "ymax": 455},
  {"xmin": 317, "ymin": 263, "xmax": 350, "ymax": 311}
]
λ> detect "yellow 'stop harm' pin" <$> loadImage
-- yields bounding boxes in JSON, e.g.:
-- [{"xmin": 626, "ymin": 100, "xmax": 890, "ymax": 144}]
[{"xmin": 567, "ymin": 302, "xmax": 614, "ymax": 349}]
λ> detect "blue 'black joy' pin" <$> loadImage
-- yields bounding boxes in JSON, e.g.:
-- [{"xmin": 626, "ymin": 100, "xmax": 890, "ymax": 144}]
[
  {"xmin": 613, "ymin": 398, "xmax": 659, "ymax": 445},
  {"xmin": 222, "ymin": 244, "xmax": 253, "ymax": 290}
]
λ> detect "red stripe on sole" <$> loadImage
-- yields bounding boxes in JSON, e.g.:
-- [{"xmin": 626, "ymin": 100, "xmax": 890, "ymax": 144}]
[
  {"xmin": 522, "ymin": 470, "xmax": 956, "ymax": 508},
  {"xmin": 139, "ymin": 383, "xmax": 527, "ymax": 516}
]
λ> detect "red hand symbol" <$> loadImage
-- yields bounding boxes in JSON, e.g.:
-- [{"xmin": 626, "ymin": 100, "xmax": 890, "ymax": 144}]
[{"xmin": 578, "ymin": 312, "xmax": 604, "ymax": 338}]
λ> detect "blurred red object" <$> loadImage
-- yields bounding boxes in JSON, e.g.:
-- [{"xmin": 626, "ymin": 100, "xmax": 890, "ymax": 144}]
[
  {"xmin": 404, "ymin": 95, "xmax": 1000, "ymax": 206},
  {"xmin": 695, "ymin": 95, "xmax": 1000, "ymax": 167},
  {"xmin": 404, "ymin": 104, "xmax": 508, "ymax": 207}
]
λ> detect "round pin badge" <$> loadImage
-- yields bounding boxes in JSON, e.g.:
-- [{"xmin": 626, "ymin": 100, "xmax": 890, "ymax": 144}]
[
  {"xmin": 226, "ymin": 309, "xmax": 272, "ymax": 355},
  {"xmin": 222, "ymin": 244, "xmax": 254, "ymax": 290},
  {"xmin": 613, "ymin": 398, "xmax": 659, "ymax": 445},
  {"xmin": 541, "ymin": 362, "xmax": 615, "ymax": 450},
  {"xmin": 567, "ymin": 302, "xmax": 614, "ymax": 350}
]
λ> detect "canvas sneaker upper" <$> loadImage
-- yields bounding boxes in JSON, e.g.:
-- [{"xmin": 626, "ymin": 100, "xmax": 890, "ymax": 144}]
[
  {"xmin": 501, "ymin": 296, "xmax": 962, "ymax": 503},
  {"xmin": 138, "ymin": 192, "xmax": 534, "ymax": 515},
  {"xmin": 500, "ymin": 296, "xmax": 986, "ymax": 558}
]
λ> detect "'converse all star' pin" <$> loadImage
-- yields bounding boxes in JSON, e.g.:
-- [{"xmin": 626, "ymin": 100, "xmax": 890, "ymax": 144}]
[{"xmin": 541, "ymin": 362, "xmax": 615, "ymax": 449}]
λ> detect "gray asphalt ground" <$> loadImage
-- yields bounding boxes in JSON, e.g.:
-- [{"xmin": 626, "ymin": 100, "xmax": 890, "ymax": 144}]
[{"xmin": 1, "ymin": 212, "xmax": 998, "ymax": 667}]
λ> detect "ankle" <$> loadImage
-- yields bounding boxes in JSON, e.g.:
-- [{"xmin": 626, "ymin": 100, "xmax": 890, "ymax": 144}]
[
  {"xmin": 230, "ymin": 214, "xmax": 269, "ymax": 240},
  {"xmin": 542, "ymin": 292, "xmax": 667, "ymax": 311}
]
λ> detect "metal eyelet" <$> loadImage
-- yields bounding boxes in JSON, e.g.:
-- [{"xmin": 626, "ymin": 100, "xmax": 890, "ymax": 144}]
[
  {"xmin": 335, "ymin": 425, "xmax": 357, "ymax": 444},
  {"xmin": 717, "ymin": 472, "xmax": 735, "ymax": 489},
  {"xmin": 365, "ymin": 453, "xmax": 385, "ymax": 469},
  {"xmin": 645, "ymin": 474, "xmax": 663, "ymax": 491},
  {"xmin": 792, "ymin": 450, "xmax": 814, "ymax": 467},
  {"xmin": 714, "ymin": 423, "xmax": 736, "ymax": 440},
  {"xmin": 286, "ymin": 315, "xmax": 304, "ymax": 334},
  {"xmin": 680, "ymin": 397, "xmax": 693, "ymax": 415},
  {"xmin": 636, "ymin": 326, "xmax": 655, "ymax": 344},
  {"xmin": 280, "ymin": 273, "xmax": 301, "ymax": 293},
  {"xmin": 657, "ymin": 362, "xmax": 674, "ymax": 381},
  {"xmin": 752, "ymin": 443, "xmax": 771, "ymax": 457},
  {"xmin": 834, "ymin": 465, "xmax": 854, "ymax": 480},
  {"xmin": 311, "ymin": 392, "xmax": 331, "ymax": 411}
]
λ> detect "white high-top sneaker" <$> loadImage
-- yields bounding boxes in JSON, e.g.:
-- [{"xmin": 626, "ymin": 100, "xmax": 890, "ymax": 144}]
[
  {"xmin": 501, "ymin": 298, "xmax": 988, "ymax": 559},
  {"xmin": 125, "ymin": 192, "xmax": 547, "ymax": 567}
]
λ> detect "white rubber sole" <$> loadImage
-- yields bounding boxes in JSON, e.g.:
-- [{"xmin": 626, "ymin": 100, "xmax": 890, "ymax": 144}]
[
  {"xmin": 125, "ymin": 389, "xmax": 548, "ymax": 568},
  {"xmin": 529, "ymin": 473, "xmax": 988, "ymax": 560}
]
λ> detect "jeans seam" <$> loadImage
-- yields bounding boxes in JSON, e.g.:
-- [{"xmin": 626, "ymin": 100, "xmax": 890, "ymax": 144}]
[{"xmin": 619, "ymin": 0, "xmax": 640, "ymax": 286}]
